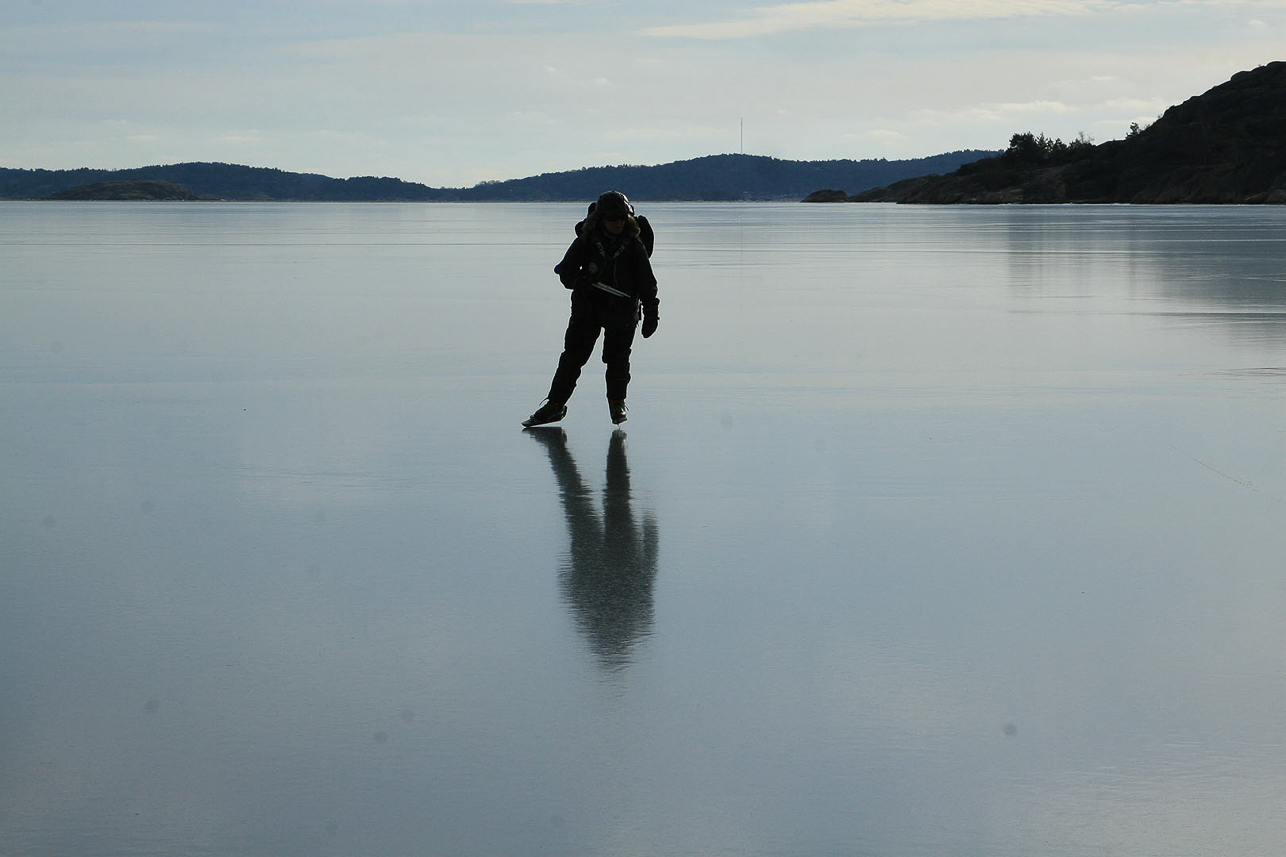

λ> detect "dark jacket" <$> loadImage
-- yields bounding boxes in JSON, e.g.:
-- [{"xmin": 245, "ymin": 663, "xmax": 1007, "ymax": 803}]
[{"xmin": 557, "ymin": 222, "xmax": 659, "ymax": 315}]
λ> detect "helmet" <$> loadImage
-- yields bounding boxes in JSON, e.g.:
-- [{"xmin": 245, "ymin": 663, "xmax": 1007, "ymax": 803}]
[{"xmin": 594, "ymin": 190, "xmax": 633, "ymax": 219}]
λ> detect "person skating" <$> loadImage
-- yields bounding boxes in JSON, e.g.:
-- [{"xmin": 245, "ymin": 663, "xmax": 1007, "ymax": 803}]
[{"xmin": 523, "ymin": 191, "xmax": 659, "ymax": 427}]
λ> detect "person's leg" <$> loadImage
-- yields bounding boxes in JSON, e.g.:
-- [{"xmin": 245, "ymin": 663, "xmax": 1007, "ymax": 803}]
[
  {"xmin": 548, "ymin": 314, "xmax": 602, "ymax": 404},
  {"xmin": 601, "ymin": 322, "xmax": 637, "ymax": 402}
]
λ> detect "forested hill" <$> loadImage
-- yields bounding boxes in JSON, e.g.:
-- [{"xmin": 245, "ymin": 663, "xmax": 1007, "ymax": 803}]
[
  {"xmin": 2, "ymin": 151, "xmax": 996, "ymax": 202},
  {"xmin": 848, "ymin": 62, "xmax": 1286, "ymax": 204},
  {"xmin": 453, "ymin": 152, "xmax": 997, "ymax": 201}
]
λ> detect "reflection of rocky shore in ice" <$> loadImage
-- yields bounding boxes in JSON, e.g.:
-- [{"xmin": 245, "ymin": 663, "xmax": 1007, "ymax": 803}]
[{"xmin": 5, "ymin": 202, "xmax": 1286, "ymax": 857}]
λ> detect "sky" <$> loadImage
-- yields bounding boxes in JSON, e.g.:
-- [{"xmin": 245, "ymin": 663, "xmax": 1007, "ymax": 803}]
[{"xmin": 2, "ymin": 1, "xmax": 1284, "ymax": 188}]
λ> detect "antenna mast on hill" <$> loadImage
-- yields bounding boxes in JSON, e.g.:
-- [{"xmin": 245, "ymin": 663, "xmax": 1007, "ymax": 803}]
[{"xmin": 741, "ymin": 118, "xmax": 744, "ymax": 154}]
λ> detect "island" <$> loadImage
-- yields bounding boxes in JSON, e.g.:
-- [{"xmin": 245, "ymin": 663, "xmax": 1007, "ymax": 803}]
[{"xmin": 809, "ymin": 61, "xmax": 1286, "ymax": 205}]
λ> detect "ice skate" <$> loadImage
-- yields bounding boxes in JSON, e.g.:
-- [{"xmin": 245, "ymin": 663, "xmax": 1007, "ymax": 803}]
[{"xmin": 523, "ymin": 399, "xmax": 567, "ymax": 428}]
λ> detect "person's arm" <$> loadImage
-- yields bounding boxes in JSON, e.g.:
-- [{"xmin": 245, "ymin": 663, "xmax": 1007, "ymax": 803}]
[
  {"xmin": 557, "ymin": 237, "xmax": 590, "ymax": 289},
  {"xmin": 630, "ymin": 245, "xmax": 660, "ymax": 338},
  {"xmin": 630, "ymin": 244, "xmax": 658, "ymax": 309}
]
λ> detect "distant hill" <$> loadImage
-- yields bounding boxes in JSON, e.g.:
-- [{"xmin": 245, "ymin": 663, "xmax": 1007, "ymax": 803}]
[
  {"xmin": 0, "ymin": 151, "xmax": 997, "ymax": 203},
  {"xmin": 452, "ymin": 152, "xmax": 997, "ymax": 201},
  {"xmin": 845, "ymin": 62, "xmax": 1286, "ymax": 204},
  {"xmin": 42, "ymin": 180, "xmax": 199, "ymax": 201},
  {"xmin": 2, "ymin": 163, "xmax": 442, "ymax": 202}
]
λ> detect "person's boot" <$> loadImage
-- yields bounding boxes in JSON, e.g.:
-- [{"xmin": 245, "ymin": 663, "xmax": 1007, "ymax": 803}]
[
  {"xmin": 523, "ymin": 399, "xmax": 567, "ymax": 427},
  {"xmin": 609, "ymin": 399, "xmax": 628, "ymax": 425}
]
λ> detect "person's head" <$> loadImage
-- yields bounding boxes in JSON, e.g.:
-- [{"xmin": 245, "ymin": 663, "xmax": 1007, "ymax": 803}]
[{"xmin": 589, "ymin": 191, "xmax": 638, "ymax": 238}]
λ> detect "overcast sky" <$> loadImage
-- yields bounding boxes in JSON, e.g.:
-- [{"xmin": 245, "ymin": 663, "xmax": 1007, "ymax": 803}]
[{"xmin": 3, "ymin": 1, "xmax": 1283, "ymax": 187}]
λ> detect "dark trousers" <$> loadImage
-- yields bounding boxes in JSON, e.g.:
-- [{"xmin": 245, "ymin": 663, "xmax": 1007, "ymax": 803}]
[{"xmin": 547, "ymin": 310, "xmax": 638, "ymax": 403}]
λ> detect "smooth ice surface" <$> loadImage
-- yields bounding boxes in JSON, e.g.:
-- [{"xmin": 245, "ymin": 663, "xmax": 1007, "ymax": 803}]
[{"xmin": 4, "ymin": 201, "xmax": 1286, "ymax": 856}]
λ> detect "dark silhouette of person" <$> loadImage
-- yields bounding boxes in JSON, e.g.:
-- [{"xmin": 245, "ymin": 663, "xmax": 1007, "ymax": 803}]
[
  {"xmin": 527, "ymin": 427, "xmax": 658, "ymax": 673},
  {"xmin": 523, "ymin": 191, "xmax": 659, "ymax": 428}
]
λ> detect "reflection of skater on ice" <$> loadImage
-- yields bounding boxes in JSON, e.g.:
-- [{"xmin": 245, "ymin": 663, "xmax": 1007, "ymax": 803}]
[
  {"xmin": 523, "ymin": 191, "xmax": 660, "ymax": 428},
  {"xmin": 527, "ymin": 427, "xmax": 659, "ymax": 672}
]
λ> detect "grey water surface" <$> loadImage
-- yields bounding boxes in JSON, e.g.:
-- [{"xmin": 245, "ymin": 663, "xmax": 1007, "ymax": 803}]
[{"xmin": 3, "ymin": 201, "xmax": 1286, "ymax": 856}]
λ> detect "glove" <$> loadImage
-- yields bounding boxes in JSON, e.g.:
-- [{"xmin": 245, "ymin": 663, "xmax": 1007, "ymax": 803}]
[
  {"xmin": 569, "ymin": 274, "xmax": 591, "ymax": 291},
  {"xmin": 641, "ymin": 305, "xmax": 658, "ymax": 338}
]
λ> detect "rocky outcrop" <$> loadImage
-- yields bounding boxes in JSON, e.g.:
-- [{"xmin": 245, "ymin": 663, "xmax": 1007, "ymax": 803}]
[
  {"xmin": 841, "ymin": 61, "xmax": 1286, "ymax": 204},
  {"xmin": 801, "ymin": 189, "xmax": 851, "ymax": 202}
]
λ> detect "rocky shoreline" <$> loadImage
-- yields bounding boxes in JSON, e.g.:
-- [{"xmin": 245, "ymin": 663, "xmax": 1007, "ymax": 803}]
[{"xmin": 808, "ymin": 62, "xmax": 1286, "ymax": 204}]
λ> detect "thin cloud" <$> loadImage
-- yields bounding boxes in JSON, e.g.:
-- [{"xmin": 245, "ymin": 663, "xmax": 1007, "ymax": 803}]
[
  {"xmin": 644, "ymin": 0, "xmax": 1125, "ymax": 39},
  {"xmin": 988, "ymin": 99, "xmax": 1080, "ymax": 115},
  {"xmin": 854, "ymin": 129, "xmax": 910, "ymax": 141},
  {"xmin": 898, "ymin": 91, "xmax": 1172, "ymax": 134},
  {"xmin": 0, "ymin": 19, "xmax": 209, "ymax": 53},
  {"xmin": 1103, "ymin": 96, "xmax": 1171, "ymax": 110},
  {"xmin": 220, "ymin": 130, "xmax": 263, "ymax": 144}
]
